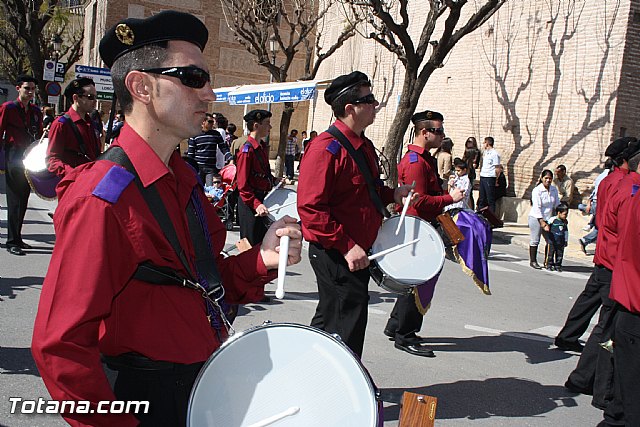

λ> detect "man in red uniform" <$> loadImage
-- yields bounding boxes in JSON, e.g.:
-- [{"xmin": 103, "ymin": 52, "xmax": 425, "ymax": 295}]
[
  {"xmin": 610, "ymin": 143, "xmax": 640, "ymax": 426},
  {"xmin": 558, "ymin": 137, "xmax": 635, "ymax": 400},
  {"xmin": 297, "ymin": 71, "xmax": 414, "ymax": 358},
  {"xmin": 384, "ymin": 110, "xmax": 464, "ymax": 357},
  {"xmin": 0, "ymin": 74, "xmax": 43, "ymax": 255},
  {"xmin": 46, "ymin": 77, "xmax": 101, "ymax": 178},
  {"xmin": 236, "ymin": 109, "xmax": 276, "ymax": 245},
  {"xmin": 31, "ymin": 11, "xmax": 302, "ymax": 427}
]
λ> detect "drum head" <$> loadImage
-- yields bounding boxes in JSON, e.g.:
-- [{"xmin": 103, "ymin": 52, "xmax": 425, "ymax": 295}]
[
  {"xmin": 23, "ymin": 138, "xmax": 49, "ymax": 172},
  {"xmin": 264, "ymin": 188, "xmax": 298, "ymax": 221},
  {"xmin": 372, "ymin": 215, "xmax": 445, "ymax": 285},
  {"xmin": 188, "ymin": 323, "xmax": 378, "ymax": 427}
]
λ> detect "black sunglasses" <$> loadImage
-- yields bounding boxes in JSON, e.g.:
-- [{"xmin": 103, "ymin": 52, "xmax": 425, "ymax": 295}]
[
  {"xmin": 138, "ymin": 66, "xmax": 211, "ymax": 89},
  {"xmin": 212, "ymin": 181, "xmax": 222, "ymax": 184},
  {"xmin": 79, "ymin": 93, "xmax": 97, "ymax": 100},
  {"xmin": 351, "ymin": 93, "xmax": 377, "ymax": 105},
  {"xmin": 425, "ymin": 127, "xmax": 445, "ymax": 135}
]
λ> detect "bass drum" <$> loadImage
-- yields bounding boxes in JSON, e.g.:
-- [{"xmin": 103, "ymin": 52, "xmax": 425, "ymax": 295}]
[
  {"xmin": 23, "ymin": 137, "xmax": 60, "ymax": 200},
  {"xmin": 187, "ymin": 323, "xmax": 379, "ymax": 427},
  {"xmin": 370, "ymin": 215, "xmax": 445, "ymax": 294}
]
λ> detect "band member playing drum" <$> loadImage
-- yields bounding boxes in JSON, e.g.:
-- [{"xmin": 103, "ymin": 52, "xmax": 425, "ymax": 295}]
[
  {"xmin": 31, "ymin": 12, "xmax": 302, "ymax": 427},
  {"xmin": 0, "ymin": 74, "xmax": 43, "ymax": 256},
  {"xmin": 236, "ymin": 109, "xmax": 276, "ymax": 246},
  {"xmin": 297, "ymin": 71, "xmax": 414, "ymax": 358},
  {"xmin": 384, "ymin": 110, "xmax": 464, "ymax": 357},
  {"xmin": 46, "ymin": 77, "xmax": 102, "ymax": 179}
]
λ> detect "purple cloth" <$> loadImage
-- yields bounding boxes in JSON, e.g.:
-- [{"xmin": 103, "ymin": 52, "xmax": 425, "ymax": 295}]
[
  {"xmin": 454, "ymin": 210, "xmax": 492, "ymax": 294},
  {"xmin": 415, "ymin": 272, "xmax": 441, "ymax": 314},
  {"xmin": 28, "ymin": 171, "xmax": 60, "ymax": 200}
]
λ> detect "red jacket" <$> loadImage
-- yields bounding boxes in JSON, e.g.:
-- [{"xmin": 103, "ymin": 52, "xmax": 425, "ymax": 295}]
[
  {"xmin": 297, "ymin": 120, "xmax": 395, "ymax": 254},
  {"xmin": 32, "ymin": 124, "xmax": 276, "ymax": 426},
  {"xmin": 236, "ymin": 135, "xmax": 274, "ymax": 209},
  {"xmin": 0, "ymin": 98, "xmax": 43, "ymax": 148},
  {"xmin": 594, "ymin": 167, "xmax": 629, "ymax": 269}
]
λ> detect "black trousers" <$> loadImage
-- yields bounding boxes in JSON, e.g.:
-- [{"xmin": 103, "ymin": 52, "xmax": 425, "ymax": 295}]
[
  {"xmin": 478, "ymin": 176, "xmax": 497, "ymax": 212},
  {"xmin": 5, "ymin": 145, "xmax": 31, "ymax": 247},
  {"xmin": 613, "ymin": 309, "xmax": 640, "ymax": 426},
  {"xmin": 557, "ymin": 267, "xmax": 603, "ymax": 345},
  {"xmin": 308, "ymin": 243, "xmax": 370, "ymax": 357},
  {"xmin": 284, "ymin": 154, "xmax": 295, "ymax": 179},
  {"xmin": 567, "ymin": 266, "xmax": 614, "ymax": 396},
  {"xmin": 238, "ymin": 196, "xmax": 269, "ymax": 246},
  {"xmin": 546, "ymin": 241, "xmax": 565, "ymax": 267},
  {"xmin": 386, "ymin": 293, "xmax": 424, "ymax": 345},
  {"xmin": 113, "ymin": 362, "xmax": 204, "ymax": 427}
]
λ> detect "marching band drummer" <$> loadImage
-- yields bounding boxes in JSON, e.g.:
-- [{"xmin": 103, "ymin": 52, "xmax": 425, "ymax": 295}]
[
  {"xmin": 31, "ymin": 11, "xmax": 302, "ymax": 427},
  {"xmin": 0, "ymin": 74, "xmax": 43, "ymax": 256},
  {"xmin": 384, "ymin": 110, "xmax": 464, "ymax": 357},
  {"xmin": 46, "ymin": 77, "xmax": 102, "ymax": 179},
  {"xmin": 297, "ymin": 71, "xmax": 414, "ymax": 358},
  {"xmin": 236, "ymin": 109, "xmax": 277, "ymax": 246}
]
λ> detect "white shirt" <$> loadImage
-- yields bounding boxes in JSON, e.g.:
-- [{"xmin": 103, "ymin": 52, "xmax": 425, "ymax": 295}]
[
  {"xmin": 480, "ymin": 148, "xmax": 501, "ymax": 178},
  {"xmin": 529, "ymin": 183, "xmax": 560, "ymax": 220},
  {"xmin": 445, "ymin": 174, "xmax": 471, "ymax": 211}
]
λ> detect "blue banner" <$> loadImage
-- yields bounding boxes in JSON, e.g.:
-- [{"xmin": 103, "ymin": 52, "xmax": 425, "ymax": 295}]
[{"xmin": 228, "ymin": 83, "xmax": 316, "ymax": 105}]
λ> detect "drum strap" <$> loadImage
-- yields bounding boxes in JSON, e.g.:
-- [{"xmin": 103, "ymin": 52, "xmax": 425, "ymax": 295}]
[
  {"xmin": 326, "ymin": 126, "xmax": 390, "ymax": 218},
  {"xmin": 99, "ymin": 148, "xmax": 229, "ymax": 329},
  {"xmin": 62, "ymin": 113, "xmax": 93, "ymax": 160},
  {"xmin": 12, "ymin": 101, "xmax": 40, "ymax": 142}
]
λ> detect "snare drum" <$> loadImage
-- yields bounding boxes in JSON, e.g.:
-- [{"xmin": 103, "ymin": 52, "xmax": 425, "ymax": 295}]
[
  {"xmin": 187, "ymin": 323, "xmax": 379, "ymax": 427},
  {"xmin": 263, "ymin": 188, "xmax": 298, "ymax": 221},
  {"xmin": 23, "ymin": 137, "xmax": 60, "ymax": 200},
  {"xmin": 370, "ymin": 215, "xmax": 445, "ymax": 294}
]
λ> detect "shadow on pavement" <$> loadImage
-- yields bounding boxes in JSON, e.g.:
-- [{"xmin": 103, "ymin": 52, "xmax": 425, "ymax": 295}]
[
  {"xmin": 0, "ymin": 346, "xmax": 40, "ymax": 377},
  {"xmin": 0, "ymin": 276, "xmax": 44, "ymax": 300},
  {"xmin": 422, "ymin": 333, "xmax": 575, "ymax": 365},
  {"xmin": 380, "ymin": 377, "xmax": 577, "ymax": 421}
]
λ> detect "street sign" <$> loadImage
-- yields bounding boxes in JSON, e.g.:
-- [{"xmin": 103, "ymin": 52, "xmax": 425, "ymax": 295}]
[
  {"xmin": 75, "ymin": 64, "xmax": 114, "ymax": 100},
  {"xmin": 45, "ymin": 82, "xmax": 61, "ymax": 96},
  {"xmin": 48, "ymin": 96, "xmax": 60, "ymax": 105},
  {"xmin": 43, "ymin": 60, "xmax": 66, "ymax": 82}
]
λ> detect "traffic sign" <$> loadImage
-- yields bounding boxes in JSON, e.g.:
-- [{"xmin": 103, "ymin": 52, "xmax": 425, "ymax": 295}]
[
  {"xmin": 43, "ymin": 60, "xmax": 66, "ymax": 82},
  {"xmin": 75, "ymin": 64, "xmax": 114, "ymax": 100},
  {"xmin": 45, "ymin": 82, "xmax": 61, "ymax": 96}
]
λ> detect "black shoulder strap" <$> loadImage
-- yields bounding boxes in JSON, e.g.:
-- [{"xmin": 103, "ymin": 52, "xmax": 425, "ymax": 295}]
[
  {"xmin": 326, "ymin": 126, "xmax": 390, "ymax": 218},
  {"xmin": 99, "ymin": 147, "xmax": 223, "ymax": 297},
  {"xmin": 63, "ymin": 114, "xmax": 89, "ymax": 156}
]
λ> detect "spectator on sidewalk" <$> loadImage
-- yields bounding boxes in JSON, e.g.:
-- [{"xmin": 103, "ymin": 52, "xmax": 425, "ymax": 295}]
[
  {"xmin": 186, "ymin": 113, "xmax": 225, "ymax": 186},
  {"xmin": 463, "ymin": 136, "xmax": 481, "ymax": 209},
  {"xmin": 435, "ymin": 137, "xmax": 453, "ymax": 182},
  {"xmin": 478, "ymin": 136, "xmax": 501, "ymax": 213},
  {"xmin": 495, "ymin": 164, "xmax": 507, "ymax": 201},
  {"xmin": 545, "ymin": 202, "xmax": 569, "ymax": 272},
  {"xmin": 445, "ymin": 158, "xmax": 471, "ymax": 211},
  {"xmin": 285, "ymin": 129, "xmax": 298, "ymax": 182},
  {"xmin": 554, "ymin": 164, "xmax": 574, "ymax": 205},
  {"xmin": 528, "ymin": 169, "xmax": 560, "ymax": 269}
]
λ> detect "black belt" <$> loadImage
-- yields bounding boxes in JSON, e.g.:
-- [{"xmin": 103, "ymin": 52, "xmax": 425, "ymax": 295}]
[{"xmin": 102, "ymin": 352, "xmax": 204, "ymax": 373}]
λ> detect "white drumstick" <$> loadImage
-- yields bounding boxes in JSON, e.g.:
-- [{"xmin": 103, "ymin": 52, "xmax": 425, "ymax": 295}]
[
  {"xmin": 275, "ymin": 235, "xmax": 290, "ymax": 299},
  {"xmin": 395, "ymin": 181, "xmax": 416, "ymax": 235},
  {"xmin": 263, "ymin": 180, "xmax": 283, "ymax": 203},
  {"xmin": 270, "ymin": 200, "xmax": 297, "ymax": 212},
  {"xmin": 368, "ymin": 238, "xmax": 420, "ymax": 261},
  {"xmin": 248, "ymin": 406, "xmax": 300, "ymax": 427}
]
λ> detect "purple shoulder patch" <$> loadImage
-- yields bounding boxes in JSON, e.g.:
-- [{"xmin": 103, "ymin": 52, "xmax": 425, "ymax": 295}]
[
  {"xmin": 326, "ymin": 139, "xmax": 341, "ymax": 155},
  {"xmin": 632, "ymin": 184, "xmax": 639, "ymax": 197},
  {"xmin": 92, "ymin": 166, "xmax": 135, "ymax": 204},
  {"xmin": 409, "ymin": 152, "xmax": 419, "ymax": 163},
  {"xmin": 242, "ymin": 143, "xmax": 250, "ymax": 153},
  {"xmin": 59, "ymin": 116, "xmax": 69, "ymax": 124}
]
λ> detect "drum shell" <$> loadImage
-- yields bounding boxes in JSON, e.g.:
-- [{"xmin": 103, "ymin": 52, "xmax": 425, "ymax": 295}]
[
  {"xmin": 187, "ymin": 323, "xmax": 379, "ymax": 427},
  {"xmin": 369, "ymin": 259, "xmax": 413, "ymax": 295}
]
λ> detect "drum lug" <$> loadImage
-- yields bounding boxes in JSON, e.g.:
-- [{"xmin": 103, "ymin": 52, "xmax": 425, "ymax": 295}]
[
  {"xmin": 262, "ymin": 320, "xmax": 273, "ymax": 326},
  {"xmin": 331, "ymin": 333, "xmax": 343, "ymax": 342}
]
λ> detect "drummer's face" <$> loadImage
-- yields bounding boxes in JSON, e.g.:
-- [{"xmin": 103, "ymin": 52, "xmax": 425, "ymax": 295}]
[
  {"xmin": 17, "ymin": 82, "xmax": 36, "ymax": 103},
  {"xmin": 424, "ymin": 120, "xmax": 444, "ymax": 149}
]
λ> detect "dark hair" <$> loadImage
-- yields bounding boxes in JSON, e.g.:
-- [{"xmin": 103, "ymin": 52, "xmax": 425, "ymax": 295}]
[
  {"xmin": 555, "ymin": 202, "xmax": 569, "ymax": 214},
  {"xmin": 628, "ymin": 151, "xmax": 640, "ymax": 172},
  {"xmin": 465, "ymin": 136, "xmax": 478, "ymax": 148},
  {"xmin": 227, "ymin": 123, "xmax": 237, "ymax": 135},
  {"xmin": 330, "ymin": 81, "xmax": 371, "ymax": 118},
  {"xmin": 205, "ymin": 113, "xmax": 213, "ymax": 120},
  {"xmin": 485, "ymin": 136, "xmax": 495, "ymax": 146},
  {"xmin": 539, "ymin": 169, "xmax": 553, "ymax": 183},
  {"xmin": 110, "ymin": 42, "xmax": 169, "ymax": 113},
  {"xmin": 216, "ymin": 115, "xmax": 228, "ymax": 129},
  {"xmin": 247, "ymin": 117, "xmax": 269, "ymax": 132},
  {"xmin": 413, "ymin": 119, "xmax": 441, "ymax": 136},
  {"xmin": 453, "ymin": 157, "xmax": 468, "ymax": 169},
  {"xmin": 604, "ymin": 158, "xmax": 613, "ymax": 170},
  {"xmin": 290, "ymin": 129, "xmax": 298, "ymax": 135},
  {"xmin": 556, "ymin": 164, "xmax": 567, "ymax": 172},
  {"xmin": 16, "ymin": 75, "xmax": 38, "ymax": 86}
]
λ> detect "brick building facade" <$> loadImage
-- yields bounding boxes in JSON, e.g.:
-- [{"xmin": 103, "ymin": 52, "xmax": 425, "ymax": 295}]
[
  {"xmin": 311, "ymin": 0, "xmax": 640, "ymax": 200},
  {"xmin": 81, "ymin": 0, "xmax": 310, "ymax": 157}
]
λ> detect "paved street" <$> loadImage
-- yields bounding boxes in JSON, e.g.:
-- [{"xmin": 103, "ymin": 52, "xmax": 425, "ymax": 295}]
[{"xmin": 1, "ymin": 177, "xmax": 603, "ymax": 426}]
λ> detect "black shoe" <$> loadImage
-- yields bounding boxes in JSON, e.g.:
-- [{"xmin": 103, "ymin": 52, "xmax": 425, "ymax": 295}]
[
  {"xmin": 555, "ymin": 338, "xmax": 584, "ymax": 352},
  {"xmin": 394, "ymin": 342, "xmax": 435, "ymax": 357},
  {"xmin": 530, "ymin": 261, "xmax": 542, "ymax": 269},
  {"xmin": 383, "ymin": 329, "xmax": 395, "ymax": 340},
  {"xmin": 260, "ymin": 295, "xmax": 272, "ymax": 303},
  {"xmin": 579, "ymin": 239, "xmax": 587, "ymax": 254},
  {"xmin": 19, "ymin": 242, "xmax": 32, "ymax": 250},
  {"xmin": 7, "ymin": 246, "xmax": 25, "ymax": 256},
  {"xmin": 556, "ymin": 266, "xmax": 563, "ymax": 272},
  {"xmin": 547, "ymin": 265, "xmax": 556, "ymax": 271},
  {"xmin": 564, "ymin": 378, "xmax": 592, "ymax": 395}
]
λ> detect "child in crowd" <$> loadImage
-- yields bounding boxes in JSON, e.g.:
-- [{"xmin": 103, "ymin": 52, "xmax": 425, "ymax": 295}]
[
  {"xmin": 445, "ymin": 158, "xmax": 471, "ymax": 211},
  {"xmin": 204, "ymin": 175, "xmax": 225, "ymax": 203},
  {"xmin": 545, "ymin": 202, "xmax": 569, "ymax": 271}
]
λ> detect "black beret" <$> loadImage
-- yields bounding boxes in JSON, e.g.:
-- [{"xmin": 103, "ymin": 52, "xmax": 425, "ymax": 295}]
[
  {"xmin": 622, "ymin": 138, "xmax": 640, "ymax": 160},
  {"xmin": 64, "ymin": 77, "xmax": 95, "ymax": 99},
  {"xmin": 244, "ymin": 109, "xmax": 272, "ymax": 123},
  {"xmin": 605, "ymin": 137, "xmax": 637, "ymax": 158},
  {"xmin": 411, "ymin": 110, "xmax": 444, "ymax": 124},
  {"xmin": 324, "ymin": 71, "xmax": 370, "ymax": 105},
  {"xmin": 99, "ymin": 10, "xmax": 209, "ymax": 68},
  {"xmin": 15, "ymin": 74, "xmax": 38, "ymax": 85}
]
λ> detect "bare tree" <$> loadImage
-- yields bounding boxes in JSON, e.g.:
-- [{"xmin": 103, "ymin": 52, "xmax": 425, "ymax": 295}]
[
  {"xmin": 220, "ymin": 0, "xmax": 359, "ymax": 176},
  {"xmin": 344, "ymin": 0, "xmax": 507, "ymax": 185},
  {"xmin": 0, "ymin": 0, "xmax": 84, "ymax": 104}
]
